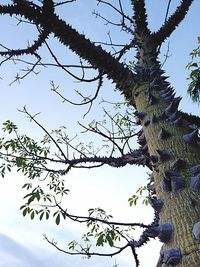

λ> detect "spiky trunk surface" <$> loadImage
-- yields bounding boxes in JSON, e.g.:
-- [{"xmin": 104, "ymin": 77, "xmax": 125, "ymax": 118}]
[{"xmin": 133, "ymin": 41, "xmax": 200, "ymax": 265}]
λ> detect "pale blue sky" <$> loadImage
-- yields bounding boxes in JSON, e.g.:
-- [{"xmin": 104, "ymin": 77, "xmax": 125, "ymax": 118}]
[{"xmin": 0, "ymin": 1, "xmax": 200, "ymax": 267}]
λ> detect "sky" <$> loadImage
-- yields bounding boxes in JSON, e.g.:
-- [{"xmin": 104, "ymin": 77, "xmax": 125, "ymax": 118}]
[{"xmin": 0, "ymin": 1, "xmax": 200, "ymax": 267}]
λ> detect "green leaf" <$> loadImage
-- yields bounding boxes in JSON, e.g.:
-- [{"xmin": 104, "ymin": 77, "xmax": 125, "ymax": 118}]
[
  {"xmin": 106, "ymin": 234, "xmax": 114, "ymax": 247},
  {"xmin": 22, "ymin": 208, "xmax": 28, "ymax": 217},
  {"xmin": 2, "ymin": 120, "xmax": 18, "ymax": 133},
  {"xmin": 190, "ymin": 62, "xmax": 198, "ymax": 68},
  {"xmin": 96, "ymin": 234, "xmax": 104, "ymax": 247},
  {"xmin": 27, "ymin": 195, "xmax": 35, "ymax": 205},
  {"xmin": 30, "ymin": 210, "xmax": 35, "ymax": 220},
  {"xmin": 39, "ymin": 212, "xmax": 44, "ymax": 221},
  {"xmin": 68, "ymin": 240, "xmax": 77, "ymax": 250},
  {"xmin": 55, "ymin": 213, "xmax": 60, "ymax": 225},
  {"xmin": 45, "ymin": 210, "xmax": 50, "ymax": 220},
  {"xmin": 186, "ymin": 37, "xmax": 200, "ymax": 102},
  {"xmin": 22, "ymin": 183, "xmax": 32, "ymax": 190}
]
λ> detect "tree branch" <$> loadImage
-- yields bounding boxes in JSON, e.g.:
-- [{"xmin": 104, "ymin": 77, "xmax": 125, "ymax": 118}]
[
  {"xmin": 50, "ymin": 14, "xmax": 136, "ymax": 98},
  {"xmin": 58, "ymin": 204, "xmax": 150, "ymax": 228},
  {"xmin": 44, "ymin": 234, "xmax": 129, "ymax": 258},
  {"xmin": 0, "ymin": 1, "xmax": 137, "ymax": 100},
  {"xmin": 0, "ymin": 27, "xmax": 48, "ymax": 59},
  {"xmin": 20, "ymin": 107, "xmax": 68, "ymax": 162},
  {"xmin": 131, "ymin": 0, "xmax": 150, "ymax": 34},
  {"xmin": 152, "ymin": 0, "xmax": 194, "ymax": 46},
  {"xmin": 133, "ymin": 210, "xmax": 159, "ymax": 248},
  {"xmin": 61, "ymin": 149, "xmax": 149, "ymax": 175},
  {"xmin": 54, "ymin": 0, "xmax": 76, "ymax": 7}
]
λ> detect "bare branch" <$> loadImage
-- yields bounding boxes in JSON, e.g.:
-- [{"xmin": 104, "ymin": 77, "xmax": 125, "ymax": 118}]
[
  {"xmin": 152, "ymin": 0, "xmax": 194, "ymax": 46},
  {"xmin": 19, "ymin": 107, "xmax": 68, "ymax": 162},
  {"xmin": 97, "ymin": 0, "xmax": 134, "ymax": 24},
  {"xmin": 0, "ymin": 1, "xmax": 137, "ymax": 99},
  {"xmin": 0, "ymin": 27, "xmax": 48, "ymax": 59},
  {"xmin": 9, "ymin": 57, "xmax": 41, "ymax": 85},
  {"xmin": 115, "ymin": 40, "xmax": 136, "ymax": 61},
  {"xmin": 94, "ymin": 1, "xmax": 135, "ymax": 36},
  {"xmin": 93, "ymin": 9, "xmax": 123, "ymax": 27},
  {"xmin": 130, "ymin": 245, "xmax": 140, "ymax": 267},
  {"xmin": 54, "ymin": 0, "xmax": 76, "ymax": 7},
  {"xmin": 49, "ymin": 74, "xmax": 103, "ymax": 118},
  {"xmin": 45, "ymin": 41, "xmax": 101, "ymax": 83},
  {"xmin": 164, "ymin": 0, "xmax": 172, "ymax": 22}
]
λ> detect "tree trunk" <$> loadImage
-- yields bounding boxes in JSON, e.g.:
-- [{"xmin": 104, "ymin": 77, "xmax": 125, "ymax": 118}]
[{"xmin": 133, "ymin": 65, "xmax": 200, "ymax": 266}]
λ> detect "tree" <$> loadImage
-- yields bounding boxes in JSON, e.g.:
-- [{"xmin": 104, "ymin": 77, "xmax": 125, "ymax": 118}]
[{"xmin": 0, "ymin": 1, "xmax": 200, "ymax": 266}]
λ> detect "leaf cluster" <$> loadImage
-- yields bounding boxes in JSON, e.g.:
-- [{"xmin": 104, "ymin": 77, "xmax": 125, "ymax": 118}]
[
  {"xmin": 128, "ymin": 186, "xmax": 149, "ymax": 206},
  {"xmin": 186, "ymin": 36, "xmax": 200, "ymax": 102}
]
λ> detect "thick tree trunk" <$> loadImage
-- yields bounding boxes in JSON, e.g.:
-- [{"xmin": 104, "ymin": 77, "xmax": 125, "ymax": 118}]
[{"xmin": 133, "ymin": 76, "xmax": 200, "ymax": 266}]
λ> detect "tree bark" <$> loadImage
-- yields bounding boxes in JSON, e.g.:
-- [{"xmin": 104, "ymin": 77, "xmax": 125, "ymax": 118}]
[
  {"xmin": 133, "ymin": 34, "xmax": 200, "ymax": 265},
  {"xmin": 135, "ymin": 82, "xmax": 200, "ymax": 266}
]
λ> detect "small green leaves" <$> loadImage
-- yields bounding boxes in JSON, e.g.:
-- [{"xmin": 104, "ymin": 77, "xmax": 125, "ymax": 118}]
[
  {"xmin": 30, "ymin": 209, "xmax": 36, "ymax": 220},
  {"xmin": 82, "ymin": 232, "xmax": 93, "ymax": 243},
  {"xmin": 128, "ymin": 194, "xmax": 139, "ymax": 206},
  {"xmin": 2, "ymin": 120, "xmax": 18, "ymax": 133},
  {"xmin": 94, "ymin": 229, "xmax": 117, "ymax": 247},
  {"xmin": 68, "ymin": 240, "xmax": 78, "ymax": 251},
  {"xmin": 22, "ymin": 183, "xmax": 32, "ymax": 190},
  {"xmin": 0, "ymin": 121, "xmax": 70, "ymax": 226},
  {"xmin": 20, "ymin": 205, "xmax": 37, "ymax": 220},
  {"xmin": 96, "ymin": 232, "xmax": 105, "ymax": 246},
  {"xmin": 55, "ymin": 213, "xmax": 60, "ymax": 225},
  {"xmin": 38, "ymin": 208, "xmax": 50, "ymax": 221},
  {"xmin": 47, "ymin": 174, "xmax": 69, "ymax": 196},
  {"xmin": 186, "ymin": 37, "xmax": 200, "ymax": 102},
  {"xmin": 106, "ymin": 233, "xmax": 114, "ymax": 247},
  {"xmin": 20, "ymin": 205, "xmax": 51, "ymax": 221},
  {"xmin": 128, "ymin": 60, "xmax": 135, "ymax": 71},
  {"xmin": 0, "ymin": 163, "xmax": 12, "ymax": 178},
  {"xmin": 23, "ymin": 187, "xmax": 43, "ymax": 204},
  {"xmin": 87, "ymin": 207, "xmax": 113, "ymax": 221},
  {"xmin": 20, "ymin": 205, "xmax": 31, "ymax": 217},
  {"xmin": 142, "ymin": 198, "xmax": 150, "ymax": 206},
  {"xmin": 128, "ymin": 186, "xmax": 149, "ymax": 206},
  {"xmin": 53, "ymin": 210, "xmax": 65, "ymax": 225},
  {"xmin": 65, "ymin": 207, "xmax": 120, "ymax": 250}
]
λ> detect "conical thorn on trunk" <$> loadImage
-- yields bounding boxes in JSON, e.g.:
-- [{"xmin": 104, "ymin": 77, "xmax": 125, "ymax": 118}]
[{"xmin": 158, "ymin": 128, "xmax": 171, "ymax": 140}]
